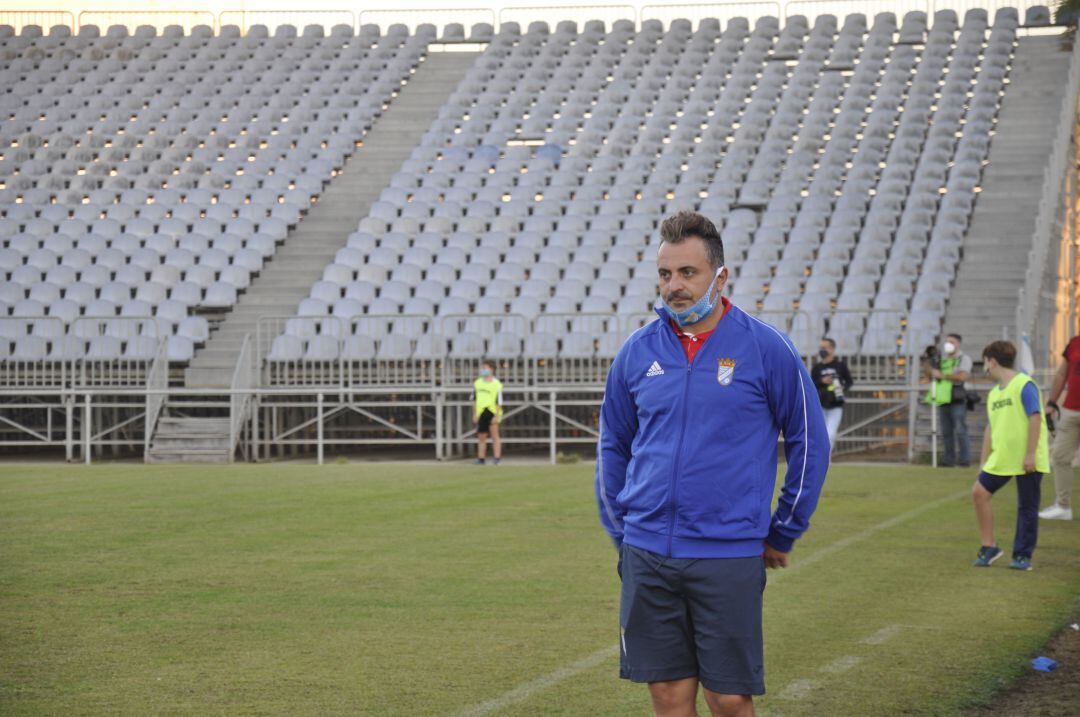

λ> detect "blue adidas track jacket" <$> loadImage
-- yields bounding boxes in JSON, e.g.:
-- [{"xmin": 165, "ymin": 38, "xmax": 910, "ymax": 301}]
[{"xmin": 595, "ymin": 304, "xmax": 829, "ymax": 558}]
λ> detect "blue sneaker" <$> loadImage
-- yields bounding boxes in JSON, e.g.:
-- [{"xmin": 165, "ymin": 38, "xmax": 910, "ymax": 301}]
[
  {"xmin": 475, "ymin": 458, "xmax": 486, "ymax": 465},
  {"xmin": 973, "ymin": 546, "xmax": 1004, "ymax": 567},
  {"xmin": 1009, "ymin": 556, "xmax": 1033, "ymax": 571}
]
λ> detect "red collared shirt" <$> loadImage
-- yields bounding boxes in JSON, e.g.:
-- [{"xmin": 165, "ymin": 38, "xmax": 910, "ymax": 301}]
[{"xmin": 671, "ymin": 297, "xmax": 731, "ymax": 363}]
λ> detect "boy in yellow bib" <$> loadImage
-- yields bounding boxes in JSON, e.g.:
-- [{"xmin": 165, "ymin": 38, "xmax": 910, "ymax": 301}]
[
  {"xmin": 472, "ymin": 360, "xmax": 503, "ymax": 466},
  {"xmin": 971, "ymin": 341, "xmax": 1050, "ymax": 571}
]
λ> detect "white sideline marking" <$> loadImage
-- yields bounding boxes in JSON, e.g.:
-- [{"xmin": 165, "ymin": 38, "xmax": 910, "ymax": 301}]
[
  {"xmin": 779, "ymin": 625, "xmax": 902, "ymax": 701},
  {"xmin": 454, "ymin": 490, "xmax": 966, "ymax": 716},
  {"xmin": 861, "ymin": 624, "xmax": 903, "ymax": 645},
  {"xmin": 821, "ymin": 655, "xmax": 864, "ymax": 674},
  {"xmin": 782, "ymin": 490, "xmax": 968, "ymax": 573},
  {"xmin": 451, "ymin": 645, "xmax": 617, "ymax": 717},
  {"xmin": 778, "ymin": 678, "xmax": 819, "ymax": 700}
]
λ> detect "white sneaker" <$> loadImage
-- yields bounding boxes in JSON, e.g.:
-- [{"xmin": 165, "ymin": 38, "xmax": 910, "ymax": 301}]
[{"xmin": 1038, "ymin": 504, "xmax": 1073, "ymax": 520}]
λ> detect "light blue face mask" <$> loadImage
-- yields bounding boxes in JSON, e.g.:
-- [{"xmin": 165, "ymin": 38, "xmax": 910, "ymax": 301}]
[
  {"xmin": 659, "ymin": 266, "xmax": 724, "ymax": 328},
  {"xmin": 479, "ymin": 368, "xmax": 492, "ymax": 378}
]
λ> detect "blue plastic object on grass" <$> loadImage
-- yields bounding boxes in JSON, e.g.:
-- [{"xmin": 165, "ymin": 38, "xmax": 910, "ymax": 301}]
[{"xmin": 1031, "ymin": 656, "xmax": 1059, "ymax": 672}]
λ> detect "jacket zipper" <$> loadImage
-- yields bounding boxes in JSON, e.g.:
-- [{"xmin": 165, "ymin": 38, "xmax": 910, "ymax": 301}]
[{"xmin": 665, "ymin": 344, "xmax": 694, "ymax": 557}]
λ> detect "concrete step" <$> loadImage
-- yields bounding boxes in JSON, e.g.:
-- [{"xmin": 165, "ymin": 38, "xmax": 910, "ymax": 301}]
[
  {"xmin": 145, "ymin": 448, "xmax": 233, "ymax": 464},
  {"xmin": 146, "ymin": 414, "xmax": 235, "ymax": 463},
  {"xmin": 942, "ymin": 34, "xmax": 1071, "ymax": 358}
]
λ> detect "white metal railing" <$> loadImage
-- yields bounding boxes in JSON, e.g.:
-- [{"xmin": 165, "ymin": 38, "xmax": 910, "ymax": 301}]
[
  {"xmin": 0, "ymin": 381, "xmax": 936, "ymax": 464},
  {"xmin": 0, "ymin": 9, "xmax": 74, "ymax": 31},
  {"xmin": 358, "ymin": 7, "xmax": 497, "ymax": 34},
  {"xmin": 1016, "ymin": 33, "xmax": 1080, "ymax": 348},
  {"xmin": 142, "ymin": 335, "xmax": 169, "ymax": 457},
  {"xmin": 217, "ymin": 9, "xmax": 354, "ymax": 34},
  {"xmin": 76, "ymin": 9, "xmax": 215, "ymax": 32},
  {"xmin": 4, "ymin": 2, "xmax": 1062, "ymax": 36},
  {"xmin": 228, "ymin": 333, "xmax": 255, "ymax": 461}
]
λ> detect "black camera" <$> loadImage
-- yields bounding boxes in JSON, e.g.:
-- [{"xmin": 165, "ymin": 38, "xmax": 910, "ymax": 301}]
[{"xmin": 923, "ymin": 345, "xmax": 941, "ymax": 369}]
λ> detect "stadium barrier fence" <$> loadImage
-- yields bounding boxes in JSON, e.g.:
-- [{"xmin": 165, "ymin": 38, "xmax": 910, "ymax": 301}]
[
  {"xmin": 217, "ymin": 9, "xmax": 355, "ymax": 34},
  {"xmin": 5, "ymin": 1, "xmax": 1062, "ymax": 36},
  {"xmin": 358, "ymin": 7, "xmax": 497, "ymax": 35},
  {"xmin": 0, "ymin": 9, "xmax": 73, "ymax": 32},
  {"xmin": 76, "ymin": 9, "xmax": 216, "ymax": 33},
  {"xmin": 0, "ymin": 375, "xmax": 941, "ymax": 464}
]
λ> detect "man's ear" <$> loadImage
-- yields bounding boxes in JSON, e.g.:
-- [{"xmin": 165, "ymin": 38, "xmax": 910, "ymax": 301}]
[{"xmin": 716, "ymin": 265, "xmax": 729, "ymax": 293}]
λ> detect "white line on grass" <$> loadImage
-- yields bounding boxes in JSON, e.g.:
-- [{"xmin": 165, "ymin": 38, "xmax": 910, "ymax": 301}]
[
  {"xmin": 451, "ymin": 645, "xmax": 618, "ymax": 717},
  {"xmin": 820, "ymin": 655, "xmax": 864, "ymax": 674},
  {"xmin": 860, "ymin": 624, "xmax": 903, "ymax": 645},
  {"xmin": 454, "ymin": 489, "xmax": 968, "ymax": 717}
]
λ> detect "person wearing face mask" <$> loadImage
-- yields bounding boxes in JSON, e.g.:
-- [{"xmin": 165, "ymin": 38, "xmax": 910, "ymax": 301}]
[
  {"xmin": 811, "ymin": 338, "xmax": 854, "ymax": 450},
  {"xmin": 596, "ymin": 210, "xmax": 829, "ymax": 717},
  {"xmin": 971, "ymin": 341, "xmax": 1049, "ymax": 571},
  {"xmin": 472, "ymin": 360, "xmax": 503, "ymax": 466},
  {"xmin": 927, "ymin": 333, "xmax": 973, "ymax": 467}
]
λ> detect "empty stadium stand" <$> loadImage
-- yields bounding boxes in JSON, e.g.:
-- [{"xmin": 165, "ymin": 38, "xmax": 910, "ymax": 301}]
[
  {"xmin": 1, "ymin": 21, "xmax": 428, "ymax": 367},
  {"xmin": 268, "ymin": 7, "xmax": 1046, "ymax": 374},
  {"xmin": 1, "ymin": 6, "xmax": 1077, "ymax": 461},
  {"xmin": 185, "ymin": 49, "xmax": 480, "ymax": 387}
]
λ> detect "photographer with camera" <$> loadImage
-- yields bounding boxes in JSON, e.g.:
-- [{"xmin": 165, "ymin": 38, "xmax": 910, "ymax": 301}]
[
  {"xmin": 812, "ymin": 337, "xmax": 853, "ymax": 450},
  {"xmin": 925, "ymin": 333, "xmax": 973, "ymax": 467}
]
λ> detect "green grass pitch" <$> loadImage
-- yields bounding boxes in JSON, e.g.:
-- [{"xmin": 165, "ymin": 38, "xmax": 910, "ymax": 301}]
[{"xmin": 1, "ymin": 462, "xmax": 1077, "ymax": 716}]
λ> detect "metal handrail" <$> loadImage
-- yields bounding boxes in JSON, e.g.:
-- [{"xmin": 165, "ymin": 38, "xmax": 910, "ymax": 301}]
[
  {"xmin": 358, "ymin": 7, "xmax": 496, "ymax": 33},
  {"xmin": 142, "ymin": 336, "xmax": 169, "ymax": 457},
  {"xmin": 76, "ymin": 9, "xmax": 216, "ymax": 32},
  {"xmin": 228, "ymin": 333, "xmax": 255, "ymax": 461},
  {"xmin": 217, "ymin": 9, "xmax": 354, "ymax": 34},
  {"xmin": 0, "ymin": 9, "xmax": 74, "ymax": 32},
  {"xmin": 497, "ymin": 3, "xmax": 637, "ymax": 28},
  {"xmin": 7, "ymin": 1, "xmax": 1066, "ymax": 36}
]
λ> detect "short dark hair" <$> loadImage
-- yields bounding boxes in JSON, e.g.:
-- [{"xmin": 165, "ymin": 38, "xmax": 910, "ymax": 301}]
[
  {"xmin": 821, "ymin": 337, "xmax": 836, "ymax": 349},
  {"xmin": 659, "ymin": 210, "xmax": 725, "ymax": 269},
  {"xmin": 482, "ymin": 359, "xmax": 497, "ymax": 371},
  {"xmin": 982, "ymin": 340, "xmax": 1016, "ymax": 368},
  {"xmin": 947, "ymin": 333, "xmax": 962, "ymax": 343}
]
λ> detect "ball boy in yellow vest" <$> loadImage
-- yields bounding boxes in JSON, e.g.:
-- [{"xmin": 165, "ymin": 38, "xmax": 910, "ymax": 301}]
[
  {"xmin": 472, "ymin": 360, "xmax": 503, "ymax": 466},
  {"xmin": 971, "ymin": 341, "xmax": 1050, "ymax": 571}
]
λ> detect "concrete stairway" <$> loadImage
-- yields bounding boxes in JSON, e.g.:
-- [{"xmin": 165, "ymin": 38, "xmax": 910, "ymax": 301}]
[
  {"xmin": 943, "ymin": 35, "xmax": 1073, "ymax": 354},
  {"xmin": 184, "ymin": 52, "xmax": 480, "ymax": 388},
  {"xmin": 146, "ymin": 414, "xmax": 232, "ymax": 463}
]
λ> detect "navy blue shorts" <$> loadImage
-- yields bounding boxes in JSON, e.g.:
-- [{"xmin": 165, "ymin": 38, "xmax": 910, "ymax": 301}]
[
  {"xmin": 618, "ymin": 543, "xmax": 766, "ymax": 695},
  {"xmin": 476, "ymin": 408, "xmax": 495, "ymax": 433}
]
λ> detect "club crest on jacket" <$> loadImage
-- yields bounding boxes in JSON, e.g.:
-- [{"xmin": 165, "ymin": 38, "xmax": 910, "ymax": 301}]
[{"xmin": 717, "ymin": 358, "xmax": 736, "ymax": 386}]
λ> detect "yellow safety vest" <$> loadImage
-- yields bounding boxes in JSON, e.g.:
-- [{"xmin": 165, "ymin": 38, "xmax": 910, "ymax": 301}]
[
  {"xmin": 925, "ymin": 356, "xmax": 960, "ymax": 405},
  {"xmin": 983, "ymin": 373, "xmax": 1050, "ymax": 476},
  {"xmin": 473, "ymin": 377, "xmax": 503, "ymax": 420}
]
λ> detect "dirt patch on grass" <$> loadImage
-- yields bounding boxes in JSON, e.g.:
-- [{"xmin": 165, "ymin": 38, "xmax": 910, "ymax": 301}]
[{"xmin": 966, "ymin": 611, "xmax": 1080, "ymax": 717}]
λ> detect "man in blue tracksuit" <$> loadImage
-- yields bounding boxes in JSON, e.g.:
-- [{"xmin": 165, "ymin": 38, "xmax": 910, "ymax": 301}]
[{"xmin": 596, "ymin": 211, "xmax": 830, "ymax": 717}]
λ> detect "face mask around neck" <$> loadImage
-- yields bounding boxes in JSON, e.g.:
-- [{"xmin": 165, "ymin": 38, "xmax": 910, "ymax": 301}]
[{"xmin": 660, "ymin": 266, "xmax": 724, "ymax": 328}]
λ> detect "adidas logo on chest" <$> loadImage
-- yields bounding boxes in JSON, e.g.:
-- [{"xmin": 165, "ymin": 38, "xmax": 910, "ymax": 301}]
[{"xmin": 646, "ymin": 361, "xmax": 665, "ymax": 377}]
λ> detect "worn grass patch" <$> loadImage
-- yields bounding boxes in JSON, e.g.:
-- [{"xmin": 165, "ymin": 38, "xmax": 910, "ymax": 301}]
[{"xmin": 0, "ymin": 463, "xmax": 1076, "ymax": 716}]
